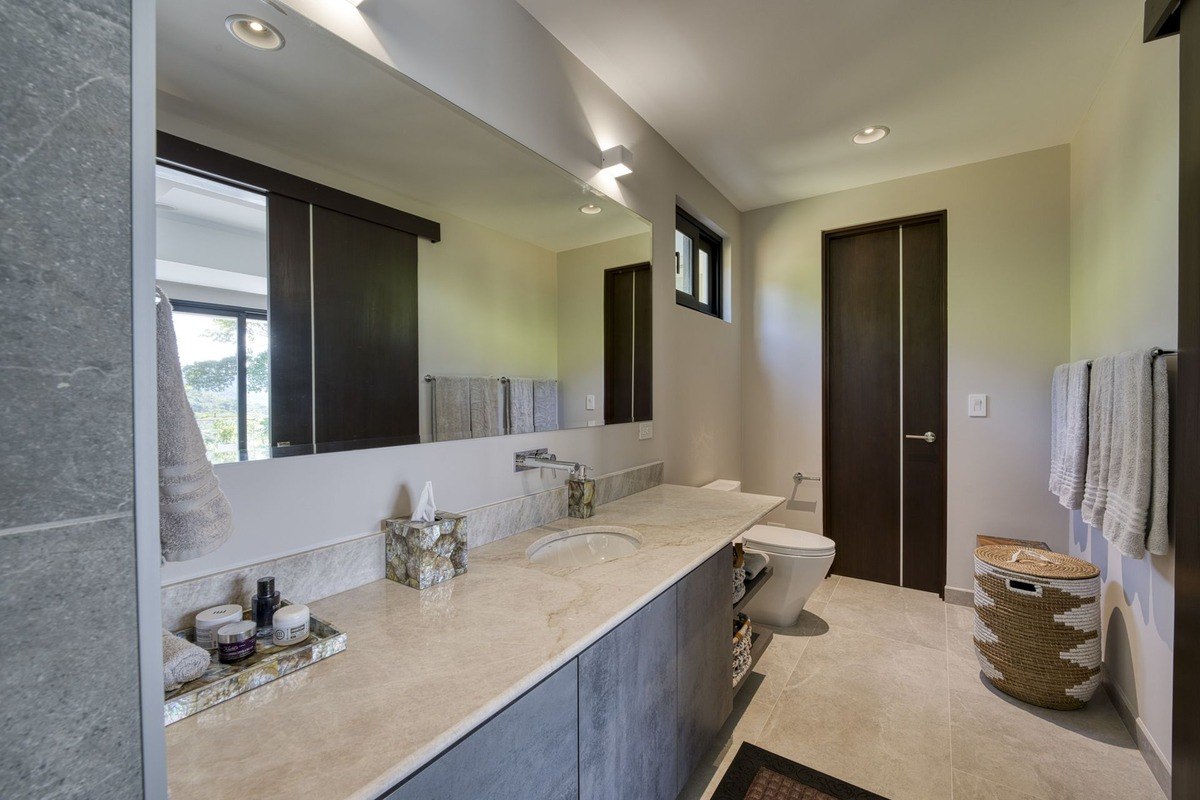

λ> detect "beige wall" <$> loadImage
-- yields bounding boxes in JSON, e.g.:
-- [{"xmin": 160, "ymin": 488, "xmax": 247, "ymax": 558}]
[
  {"xmin": 742, "ymin": 146, "xmax": 1072, "ymax": 591},
  {"xmin": 556, "ymin": 233, "xmax": 652, "ymax": 428},
  {"xmin": 1069, "ymin": 28, "xmax": 1178, "ymax": 769},
  {"xmin": 417, "ymin": 218, "xmax": 559, "ymax": 437}
]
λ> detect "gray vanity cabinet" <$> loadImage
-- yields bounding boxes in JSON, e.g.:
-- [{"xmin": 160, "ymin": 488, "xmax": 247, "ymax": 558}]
[
  {"xmin": 676, "ymin": 549, "xmax": 734, "ymax": 789},
  {"xmin": 384, "ymin": 662, "xmax": 578, "ymax": 800},
  {"xmin": 579, "ymin": 587, "xmax": 679, "ymax": 800}
]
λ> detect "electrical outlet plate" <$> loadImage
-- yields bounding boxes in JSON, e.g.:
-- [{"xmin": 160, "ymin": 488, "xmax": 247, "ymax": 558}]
[{"xmin": 638, "ymin": 421, "xmax": 653, "ymax": 440}]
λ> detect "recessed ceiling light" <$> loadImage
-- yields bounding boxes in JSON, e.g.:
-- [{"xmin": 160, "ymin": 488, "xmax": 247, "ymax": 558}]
[
  {"xmin": 852, "ymin": 126, "xmax": 890, "ymax": 145},
  {"xmin": 580, "ymin": 204, "xmax": 603, "ymax": 215},
  {"xmin": 225, "ymin": 14, "xmax": 285, "ymax": 51}
]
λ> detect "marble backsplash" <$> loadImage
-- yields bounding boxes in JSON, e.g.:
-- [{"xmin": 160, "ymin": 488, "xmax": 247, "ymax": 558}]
[{"xmin": 161, "ymin": 461, "xmax": 664, "ymax": 630}]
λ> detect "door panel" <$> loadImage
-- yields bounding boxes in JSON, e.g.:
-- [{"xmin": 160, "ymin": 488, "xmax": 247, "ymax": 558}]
[
  {"xmin": 579, "ymin": 587, "xmax": 678, "ymax": 800},
  {"xmin": 311, "ymin": 205, "xmax": 420, "ymax": 451},
  {"xmin": 901, "ymin": 218, "xmax": 947, "ymax": 594},
  {"xmin": 824, "ymin": 227, "xmax": 902, "ymax": 585},
  {"xmin": 267, "ymin": 194, "xmax": 314, "ymax": 457},
  {"xmin": 676, "ymin": 549, "xmax": 733, "ymax": 793}
]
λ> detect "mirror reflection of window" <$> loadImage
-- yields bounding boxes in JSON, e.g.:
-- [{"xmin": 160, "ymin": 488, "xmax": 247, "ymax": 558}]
[{"xmin": 155, "ymin": 165, "xmax": 269, "ymax": 463}]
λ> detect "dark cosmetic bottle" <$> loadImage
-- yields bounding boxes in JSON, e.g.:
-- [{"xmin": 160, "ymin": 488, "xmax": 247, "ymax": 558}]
[{"xmin": 252, "ymin": 576, "xmax": 281, "ymax": 639}]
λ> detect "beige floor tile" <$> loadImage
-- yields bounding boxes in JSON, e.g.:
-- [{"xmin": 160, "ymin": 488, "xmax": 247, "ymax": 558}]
[
  {"xmin": 808, "ymin": 574, "xmax": 840, "ymax": 605},
  {"xmin": 756, "ymin": 627, "xmax": 953, "ymax": 800},
  {"xmin": 952, "ymin": 768, "xmax": 1042, "ymax": 800},
  {"xmin": 823, "ymin": 576, "xmax": 948, "ymax": 651},
  {"xmin": 949, "ymin": 686, "xmax": 1163, "ymax": 799}
]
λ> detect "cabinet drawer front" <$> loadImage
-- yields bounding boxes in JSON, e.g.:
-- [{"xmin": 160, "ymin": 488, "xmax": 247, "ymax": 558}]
[
  {"xmin": 385, "ymin": 663, "xmax": 578, "ymax": 800},
  {"xmin": 676, "ymin": 548, "xmax": 734, "ymax": 789},
  {"xmin": 579, "ymin": 587, "xmax": 678, "ymax": 800}
]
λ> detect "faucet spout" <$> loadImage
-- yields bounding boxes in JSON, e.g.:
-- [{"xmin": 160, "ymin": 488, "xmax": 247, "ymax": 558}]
[{"xmin": 514, "ymin": 449, "xmax": 589, "ymax": 479}]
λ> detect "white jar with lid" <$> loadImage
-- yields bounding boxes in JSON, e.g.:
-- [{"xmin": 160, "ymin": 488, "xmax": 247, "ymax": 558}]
[
  {"xmin": 271, "ymin": 604, "xmax": 310, "ymax": 646},
  {"xmin": 194, "ymin": 604, "xmax": 243, "ymax": 651}
]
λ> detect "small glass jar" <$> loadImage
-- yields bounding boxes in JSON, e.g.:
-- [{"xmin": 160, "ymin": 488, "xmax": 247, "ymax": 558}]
[{"xmin": 216, "ymin": 620, "xmax": 257, "ymax": 664}]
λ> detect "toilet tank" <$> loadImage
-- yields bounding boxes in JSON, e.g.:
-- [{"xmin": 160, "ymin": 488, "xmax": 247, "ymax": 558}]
[{"xmin": 702, "ymin": 479, "xmax": 742, "ymax": 492}]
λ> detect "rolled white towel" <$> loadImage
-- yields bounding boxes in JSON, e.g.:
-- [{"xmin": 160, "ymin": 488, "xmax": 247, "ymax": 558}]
[
  {"xmin": 163, "ymin": 629, "xmax": 212, "ymax": 691},
  {"xmin": 744, "ymin": 551, "xmax": 770, "ymax": 580}
]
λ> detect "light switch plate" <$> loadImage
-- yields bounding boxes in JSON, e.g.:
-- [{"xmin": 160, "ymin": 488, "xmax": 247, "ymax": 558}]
[
  {"xmin": 585, "ymin": 394, "xmax": 596, "ymax": 411},
  {"xmin": 968, "ymin": 394, "xmax": 988, "ymax": 417},
  {"xmin": 638, "ymin": 421, "xmax": 653, "ymax": 440}
]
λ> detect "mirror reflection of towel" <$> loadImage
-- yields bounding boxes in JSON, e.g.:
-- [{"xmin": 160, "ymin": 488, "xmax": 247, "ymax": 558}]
[
  {"xmin": 470, "ymin": 377, "xmax": 504, "ymax": 438},
  {"xmin": 156, "ymin": 288, "xmax": 233, "ymax": 562},
  {"xmin": 508, "ymin": 378, "xmax": 534, "ymax": 435},
  {"xmin": 533, "ymin": 380, "xmax": 558, "ymax": 432}
]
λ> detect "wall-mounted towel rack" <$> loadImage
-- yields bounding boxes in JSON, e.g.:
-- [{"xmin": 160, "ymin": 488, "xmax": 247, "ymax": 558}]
[{"xmin": 1085, "ymin": 348, "xmax": 1176, "ymax": 366}]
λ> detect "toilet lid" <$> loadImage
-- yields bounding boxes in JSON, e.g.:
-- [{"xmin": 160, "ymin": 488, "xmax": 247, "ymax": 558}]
[{"xmin": 743, "ymin": 524, "xmax": 836, "ymax": 557}]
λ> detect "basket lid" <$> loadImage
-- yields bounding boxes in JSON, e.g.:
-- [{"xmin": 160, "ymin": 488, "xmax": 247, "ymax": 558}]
[{"xmin": 974, "ymin": 545, "xmax": 1099, "ymax": 579}]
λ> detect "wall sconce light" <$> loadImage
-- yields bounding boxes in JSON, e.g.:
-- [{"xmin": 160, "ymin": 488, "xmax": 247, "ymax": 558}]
[{"xmin": 600, "ymin": 145, "xmax": 633, "ymax": 178}]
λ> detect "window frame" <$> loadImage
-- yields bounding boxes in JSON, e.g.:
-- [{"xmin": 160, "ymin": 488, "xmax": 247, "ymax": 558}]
[
  {"xmin": 170, "ymin": 299, "xmax": 268, "ymax": 462},
  {"xmin": 674, "ymin": 208, "xmax": 723, "ymax": 318}
]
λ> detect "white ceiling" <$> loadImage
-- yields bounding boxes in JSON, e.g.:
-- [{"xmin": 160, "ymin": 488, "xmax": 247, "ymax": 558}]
[
  {"xmin": 156, "ymin": 0, "xmax": 650, "ymax": 252},
  {"xmin": 516, "ymin": 0, "xmax": 1142, "ymax": 210}
]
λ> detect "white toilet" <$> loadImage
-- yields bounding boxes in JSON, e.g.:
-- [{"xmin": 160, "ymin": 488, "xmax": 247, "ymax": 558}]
[{"xmin": 703, "ymin": 480, "xmax": 836, "ymax": 628}]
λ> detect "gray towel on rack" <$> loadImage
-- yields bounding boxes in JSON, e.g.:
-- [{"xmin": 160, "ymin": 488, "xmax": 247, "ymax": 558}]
[
  {"xmin": 1049, "ymin": 360, "xmax": 1089, "ymax": 509},
  {"xmin": 157, "ymin": 288, "xmax": 234, "ymax": 562},
  {"xmin": 533, "ymin": 380, "xmax": 559, "ymax": 432},
  {"xmin": 470, "ymin": 377, "xmax": 504, "ymax": 438},
  {"xmin": 432, "ymin": 376, "xmax": 472, "ymax": 442},
  {"xmin": 162, "ymin": 629, "xmax": 211, "ymax": 691},
  {"xmin": 508, "ymin": 378, "xmax": 535, "ymax": 435},
  {"xmin": 1082, "ymin": 350, "xmax": 1169, "ymax": 558}
]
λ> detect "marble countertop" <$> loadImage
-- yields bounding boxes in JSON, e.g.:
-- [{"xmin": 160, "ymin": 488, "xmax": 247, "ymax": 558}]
[{"xmin": 165, "ymin": 484, "xmax": 783, "ymax": 800}]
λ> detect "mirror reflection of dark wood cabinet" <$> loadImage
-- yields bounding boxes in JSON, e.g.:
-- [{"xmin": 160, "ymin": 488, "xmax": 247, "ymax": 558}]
[
  {"xmin": 604, "ymin": 262, "xmax": 652, "ymax": 425},
  {"xmin": 158, "ymin": 132, "xmax": 433, "ymax": 458},
  {"xmin": 270, "ymin": 203, "xmax": 420, "ymax": 455}
]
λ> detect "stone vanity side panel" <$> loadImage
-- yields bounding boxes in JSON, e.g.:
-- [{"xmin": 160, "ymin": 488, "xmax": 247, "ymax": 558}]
[
  {"xmin": 162, "ymin": 462, "xmax": 665, "ymax": 630},
  {"xmin": 0, "ymin": 1, "xmax": 143, "ymax": 797}
]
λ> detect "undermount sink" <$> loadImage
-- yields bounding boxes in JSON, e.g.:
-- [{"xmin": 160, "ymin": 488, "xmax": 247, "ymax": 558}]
[{"xmin": 526, "ymin": 526, "xmax": 643, "ymax": 567}]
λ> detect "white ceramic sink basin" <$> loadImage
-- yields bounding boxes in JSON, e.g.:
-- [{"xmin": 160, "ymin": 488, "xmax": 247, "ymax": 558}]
[{"xmin": 526, "ymin": 526, "xmax": 643, "ymax": 567}]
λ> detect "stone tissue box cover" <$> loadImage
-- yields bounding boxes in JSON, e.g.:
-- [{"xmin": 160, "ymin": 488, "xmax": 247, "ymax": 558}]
[{"xmin": 385, "ymin": 511, "xmax": 468, "ymax": 590}]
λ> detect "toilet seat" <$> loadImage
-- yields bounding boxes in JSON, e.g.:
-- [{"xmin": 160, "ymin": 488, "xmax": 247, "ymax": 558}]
[{"xmin": 743, "ymin": 524, "xmax": 836, "ymax": 558}]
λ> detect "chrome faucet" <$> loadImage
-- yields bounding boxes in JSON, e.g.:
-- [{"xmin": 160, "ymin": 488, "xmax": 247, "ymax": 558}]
[{"xmin": 515, "ymin": 448, "xmax": 589, "ymax": 480}]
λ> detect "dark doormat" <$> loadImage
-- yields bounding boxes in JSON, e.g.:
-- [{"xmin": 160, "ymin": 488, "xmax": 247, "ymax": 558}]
[{"xmin": 711, "ymin": 742, "xmax": 888, "ymax": 800}]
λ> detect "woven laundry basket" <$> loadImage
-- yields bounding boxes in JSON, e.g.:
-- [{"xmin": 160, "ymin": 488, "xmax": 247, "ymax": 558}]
[{"xmin": 973, "ymin": 545, "xmax": 1101, "ymax": 710}]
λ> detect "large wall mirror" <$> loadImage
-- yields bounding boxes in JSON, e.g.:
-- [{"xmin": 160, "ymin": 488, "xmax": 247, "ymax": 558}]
[{"xmin": 156, "ymin": 0, "xmax": 652, "ymax": 463}]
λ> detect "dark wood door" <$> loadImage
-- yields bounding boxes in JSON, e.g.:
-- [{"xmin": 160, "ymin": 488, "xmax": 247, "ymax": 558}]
[
  {"xmin": 311, "ymin": 206, "xmax": 420, "ymax": 451},
  {"xmin": 604, "ymin": 262, "xmax": 652, "ymax": 424},
  {"xmin": 825, "ymin": 226, "xmax": 902, "ymax": 585},
  {"xmin": 267, "ymin": 194, "xmax": 315, "ymax": 458},
  {"xmin": 900, "ymin": 217, "xmax": 948, "ymax": 595},
  {"xmin": 823, "ymin": 214, "xmax": 947, "ymax": 594},
  {"xmin": 1163, "ymin": 0, "xmax": 1199, "ymax": 794}
]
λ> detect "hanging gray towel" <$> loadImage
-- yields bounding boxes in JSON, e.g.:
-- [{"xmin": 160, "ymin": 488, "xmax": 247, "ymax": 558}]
[
  {"xmin": 157, "ymin": 288, "xmax": 234, "ymax": 562},
  {"xmin": 432, "ymin": 376, "xmax": 472, "ymax": 442},
  {"xmin": 1049, "ymin": 360, "xmax": 1089, "ymax": 510},
  {"xmin": 508, "ymin": 378, "xmax": 535, "ymax": 435},
  {"xmin": 1081, "ymin": 355, "xmax": 1115, "ymax": 531},
  {"xmin": 533, "ymin": 380, "xmax": 559, "ymax": 432},
  {"xmin": 470, "ymin": 377, "xmax": 504, "ymax": 438},
  {"xmin": 1083, "ymin": 349, "xmax": 1169, "ymax": 559}
]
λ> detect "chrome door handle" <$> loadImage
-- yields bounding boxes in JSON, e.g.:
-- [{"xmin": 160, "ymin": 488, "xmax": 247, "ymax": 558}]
[{"xmin": 905, "ymin": 431, "xmax": 936, "ymax": 443}]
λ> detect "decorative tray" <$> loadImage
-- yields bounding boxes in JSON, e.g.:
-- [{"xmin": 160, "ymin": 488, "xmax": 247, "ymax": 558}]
[{"xmin": 164, "ymin": 601, "xmax": 347, "ymax": 725}]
